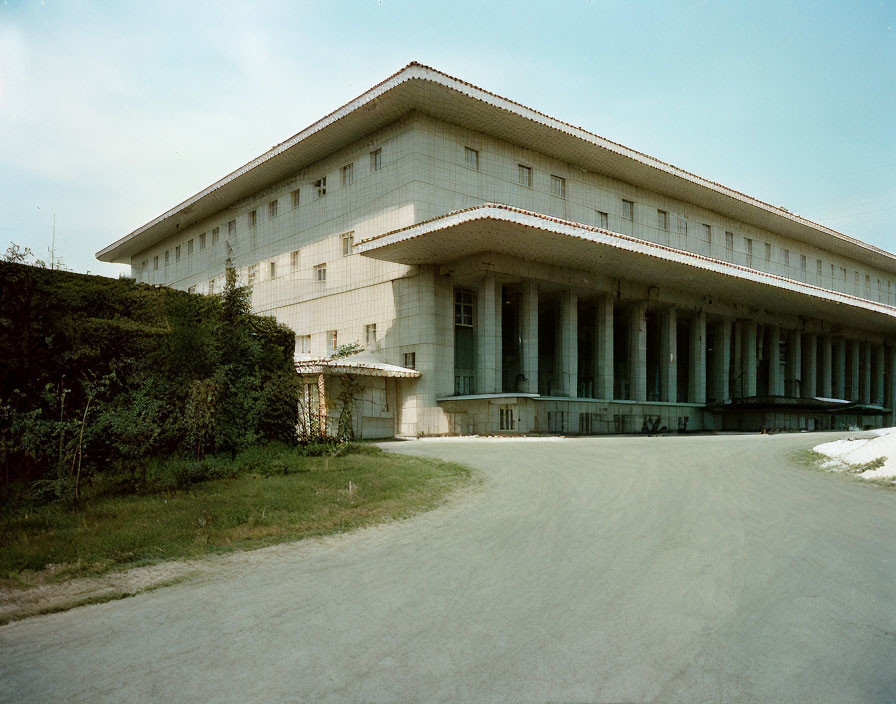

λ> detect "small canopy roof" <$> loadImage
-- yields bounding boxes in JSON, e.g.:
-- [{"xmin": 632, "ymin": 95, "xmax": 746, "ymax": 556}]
[{"xmin": 294, "ymin": 355, "xmax": 421, "ymax": 378}]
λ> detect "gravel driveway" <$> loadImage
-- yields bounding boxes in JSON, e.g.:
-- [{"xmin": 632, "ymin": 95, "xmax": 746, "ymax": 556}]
[{"xmin": 2, "ymin": 433, "xmax": 894, "ymax": 703}]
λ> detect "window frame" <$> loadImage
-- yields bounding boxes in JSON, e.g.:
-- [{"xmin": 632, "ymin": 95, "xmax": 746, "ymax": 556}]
[
  {"xmin": 268, "ymin": 199, "xmax": 278, "ymax": 219},
  {"xmin": 518, "ymin": 164, "xmax": 533, "ymax": 188},
  {"xmin": 341, "ymin": 163, "xmax": 354, "ymax": 186},
  {"xmin": 314, "ymin": 177, "xmax": 327, "ymax": 198},
  {"xmin": 314, "ymin": 263, "xmax": 327, "ymax": 282},
  {"xmin": 657, "ymin": 209, "xmax": 669, "ymax": 231},
  {"xmin": 248, "ymin": 210, "xmax": 257, "ymax": 229},
  {"xmin": 622, "ymin": 199, "xmax": 634, "ymax": 221},
  {"xmin": 370, "ymin": 148, "xmax": 382, "ymax": 172},
  {"xmin": 291, "ymin": 189, "xmax": 300, "ymax": 209},
  {"xmin": 551, "ymin": 175, "xmax": 567, "ymax": 199},
  {"xmin": 464, "ymin": 146, "xmax": 479, "ymax": 171}
]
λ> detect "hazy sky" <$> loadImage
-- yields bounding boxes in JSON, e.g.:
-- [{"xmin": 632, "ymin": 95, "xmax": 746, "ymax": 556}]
[{"xmin": 1, "ymin": 0, "xmax": 893, "ymax": 277}]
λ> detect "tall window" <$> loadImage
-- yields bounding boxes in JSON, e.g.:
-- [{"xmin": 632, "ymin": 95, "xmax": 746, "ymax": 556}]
[
  {"xmin": 314, "ymin": 177, "xmax": 327, "ymax": 198},
  {"xmin": 187, "ymin": 239, "xmax": 194, "ymax": 255},
  {"xmin": 199, "ymin": 232, "xmax": 206, "ymax": 249},
  {"xmin": 597, "ymin": 211, "xmax": 608, "ymax": 229},
  {"xmin": 725, "ymin": 231, "xmax": 734, "ymax": 256},
  {"xmin": 622, "ymin": 199, "xmax": 634, "ymax": 220},
  {"xmin": 365, "ymin": 323, "xmax": 377, "ymax": 347},
  {"xmin": 816, "ymin": 259, "xmax": 823, "ymax": 276},
  {"xmin": 551, "ymin": 175, "xmax": 566, "ymax": 198},
  {"xmin": 248, "ymin": 210, "xmax": 257, "ymax": 228},
  {"xmin": 745, "ymin": 237, "xmax": 753, "ymax": 266},
  {"xmin": 455, "ymin": 289, "xmax": 474, "ymax": 326},
  {"xmin": 341, "ymin": 163, "xmax": 353, "ymax": 186},
  {"xmin": 801, "ymin": 255, "xmax": 807, "ymax": 275},
  {"xmin": 291, "ymin": 189, "xmax": 300, "ymax": 208},
  {"xmin": 314, "ymin": 263, "xmax": 326, "ymax": 282},
  {"xmin": 296, "ymin": 334, "xmax": 311, "ymax": 354},
  {"xmin": 175, "ymin": 245, "xmax": 181, "ymax": 261},
  {"xmin": 403, "ymin": 352, "xmax": 416, "ymax": 370},
  {"xmin": 291, "ymin": 250, "xmax": 300, "ymax": 272},
  {"xmin": 783, "ymin": 249, "xmax": 790, "ymax": 267},
  {"xmin": 518, "ymin": 164, "xmax": 533, "ymax": 187},
  {"xmin": 464, "ymin": 147, "xmax": 479, "ymax": 171},
  {"xmin": 269, "ymin": 261, "xmax": 276, "ymax": 279},
  {"xmin": 328, "ymin": 330, "xmax": 338, "ymax": 353},
  {"xmin": 765, "ymin": 242, "xmax": 772, "ymax": 262},
  {"xmin": 228, "ymin": 220, "xmax": 236, "ymax": 236},
  {"xmin": 341, "ymin": 233, "xmax": 354, "ymax": 256},
  {"xmin": 677, "ymin": 216, "xmax": 688, "ymax": 236},
  {"xmin": 500, "ymin": 405, "xmax": 515, "ymax": 431},
  {"xmin": 165, "ymin": 250, "xmax": 170, "ymax": 266},
  {"xmin": 208, "ymin": 278, "xmax": 215, "ymax": 294},
  {"xmin": 248, "ymin": 263, "xmax": 257, "ymax": 285},
  {"xmin": 269, "ymin": 200, "xmax": 278, "ymax": 219},
  {"xmin": 702, "ymin": 224, "xmax": 712, "ymax": 244},
  {"xmin": 153, "ymin": 255, "xmax": 159, "ymax": 271},
  {"xmin": 657, "ymin": 209, "xmax": 669, "ymax": 231},
  {"xmin": 212, "ymin": 227, "xmax": 220, "ymax": 245},
  {"xmin": 370, "ymin": 148, "xmax": 382, "ymax": 172}
]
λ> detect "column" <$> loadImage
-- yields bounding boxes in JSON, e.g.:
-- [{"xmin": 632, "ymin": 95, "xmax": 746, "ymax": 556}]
[
  {"xmin": 862, "ymin": 342, "xmax": 872, "ymax": 404},
  {"xmin": 733, "ymin": 321, "xmax": 743, "ymax": 397},
  {"xmin": 689, "ymin": 311, "xmax": 707, "ymax": 404},
  {"xmin": 744, "ymin": 320, "xmax": 758, "ymax": 397},
  {"xmin": 558, "ymin": 289, "xmax": 578, "ymax": 397},
  {"xmin": 521, "ymin": 280, "xmax": 539, "ymax": 394},
  {"xmin": 476, "ymin": 273, "xmax": 499, "ymax": 394},
  {"xmin": 850, "ymin": 339, "xmax": 860, "ymax": 401},
  {"xmin": 886, "ymin": 346, "xmax": 896, "ymax": 424},
  {"xmin": 821, "ymin": 334, "xmax": 833, "ymax": 398},
  {"xmin": 803, "ymin": 333, "xmax": 817, "ymax": 398},
  {"xmin": 661, "ymin": 307, "xmax": 677, "ymax": 402},
  {"xmin": 712, "ymin": 318, "xmax": 731, "ymax": 402},
  {"xmin": 630, "ymin": 302, "xmax": 647, "ymax": 401},
  {"xmin": 768, "ymin": 325, "xmax": 782, "ymax": 396},
  {"xmin": 875, "ymin": 344, "xmax": 885, "ymax": 405},
  {"xmin": 788, "ymin": 330, "xmax": 802, "ymax": 397},
  {"xmin": 835, "ymin": 337, "xmax": 846, "ymax": 399},
  {"xmin": 595, "ymin": 296, "xmax": 613, "ymax": 399}
]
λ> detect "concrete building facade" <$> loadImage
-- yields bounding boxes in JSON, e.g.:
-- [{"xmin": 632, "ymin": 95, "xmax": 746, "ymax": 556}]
[{"xmin": 98, "ymin": 63, "xmax": 896, "ymax": 437}]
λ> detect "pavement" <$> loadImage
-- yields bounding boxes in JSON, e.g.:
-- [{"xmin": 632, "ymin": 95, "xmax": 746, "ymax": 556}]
[{"xmin": 1, "ymin": 432, "xmax": 895, "ymax": 703}]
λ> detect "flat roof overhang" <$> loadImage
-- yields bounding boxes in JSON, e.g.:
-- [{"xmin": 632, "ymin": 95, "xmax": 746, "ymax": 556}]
[
  {"xmin": 356, "ymin": 204, "xmax": 896, "ymax": 335},
  {"xmin": 98, "ymin": 63, "xmax": 896, "ymax": 272}
]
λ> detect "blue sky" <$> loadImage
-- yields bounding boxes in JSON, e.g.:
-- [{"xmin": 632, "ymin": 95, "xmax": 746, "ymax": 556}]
[{"xmin": 1, "ymin": 0, "xmax": 893, "ymax": 277}]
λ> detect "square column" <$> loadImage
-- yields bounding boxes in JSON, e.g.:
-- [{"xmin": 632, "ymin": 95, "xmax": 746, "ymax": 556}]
[
  {"xmin": 768, "ymin": 325, "xmax": 782, "ymax": 396},
  {"xmin": 661, "ymin": 307, "xmax": 677, "ymax": 402},
  {"xmin": 874, "ymin": 344, "xmax": 885, "ymax": 405},
  {"xmin": 803, "ymin": 333, "xmax": 817, "ymax": 398},
  {"xmin": 886, "ymin": 347, "xmax": 896, "ymax": 423},
  {"xmin": 595, "ymin": 296, "xmax": 614, "ymax": 399},
  {"xmin": 850, "ymin": 339, "xmax": 860, "ymax": 401},
  {"xmin": 712, "ymin": 318, "xmax": 731, "ymax": 402},
  {"xmin": 834, "ymin": 337, "xmax": 846, "ymax": 398},
  {"xmin": 521, "ymin": 280, "xmax": 539, "ymax": 394},
  {"xmin": 476, "ymin": 273, "xmax": 500, "ymax": 394},
  {"xmin": 744, "ymin": 320, "xmax": 758, "ymax": 397},
  {"xmin": 689, "ymin": 312, "xmax": 707, "ymax": 404},
  {"xmin": 558, "ymin": 289, "xmax": 578, "ymax": 397},
  {"xmin": 821, "ymin": 335, "xmax": 833, "ymax": 398},
  {"xmin": 787, "ymin": 330, "xmax": 801, "ymax": 397},
  {"xmin": 862, "ymin": 342, "xmax": 872, "ymax": 404},
  {"xmin": 630, "ymin": 302, "xmax": 648, "ymax": 401},
  {"xmin": 733, "ymin": 321, "xmax": 744, "ymax": 397}
]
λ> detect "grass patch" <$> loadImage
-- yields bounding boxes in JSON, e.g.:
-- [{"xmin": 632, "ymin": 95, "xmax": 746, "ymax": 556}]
[
  {"xmin": 789, "ymin": 449, "xmax": 896, "ymax": 489},
  {"xmin": 0, "ymin": 446, "xmax": 475, "ymax": 582}
]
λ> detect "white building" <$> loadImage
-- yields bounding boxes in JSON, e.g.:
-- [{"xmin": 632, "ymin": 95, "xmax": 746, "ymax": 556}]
[{"xmin": 98, "ymin": 62, "xmax": 896, "ymax": 437}]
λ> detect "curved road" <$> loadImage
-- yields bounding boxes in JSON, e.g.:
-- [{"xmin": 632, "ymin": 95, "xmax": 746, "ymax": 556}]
[{"xmin": 2, "ymin": 433, "xmax": 895, "ymax": 703}]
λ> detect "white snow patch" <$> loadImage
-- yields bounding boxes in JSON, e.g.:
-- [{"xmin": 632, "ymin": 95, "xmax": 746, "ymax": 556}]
[{"xmin": 813, "ymin": 427, "xmax": 896, "ymax": 482}]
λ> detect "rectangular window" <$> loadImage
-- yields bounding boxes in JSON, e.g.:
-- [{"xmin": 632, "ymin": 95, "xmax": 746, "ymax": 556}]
[
  {"xmin": 745, "ymin": 237, "xmax": 753, "ymax": 266},
  {"xmin": 840, "ymin": 267, "xmax": 847, "ymax": 281},
  {"xmin": 725, "ymin": 231, "xmax": 734, "ymax": 255},
  {"xmin": 212, "ymin": 227, "xmax": 220, "ymax": 245},
  {"xmin": 341, "ymin": 232, "xmax": 354, "ymax": 256},
  {"xmin": 248, "ymin": 210, "xmax": 257, "ymax": 229},
  {"xmin": 703, "ymin": 224, "xmax": 712, "ymax": 243},
  {"xmin": 677, "ymin": 216, "xmax": 688, "ymax": 236},
  {"xmin": 296, "ymin": 334, "xmax": 312, "ymax": 354},
  {"xmin": 314, "ymin": 177, "xmax": 327, "ymax": 198},
  {"xmin": 269, "ymin": 200, "xmax": 278, "ymax": 219},
  {"xmin": 314, "ymin": 263, "xmax": 326, "ymax": 282},
  {"xmin": 464, "ymin": 146, "xmax": 479, "ymax": 171},
  {"xmin": 187, "ymin": 239, "xmax": 194, "ymax": 256},
  {"xmin": 622, "ymin": 199, "xmax": 634, "ymax": 220},
  {"xmin": 657, "ymin": 209, "xmax": 669, "ymax": 231},
  {"xmin": 800, "ymin": 255, "xmax": 807, "ymax": 273},
  {"xmin": 518, "ymin": 164, "xmax": 533, "ymax": 187},
  {"xmin": 341, "ymin": 163, "xmax": 353, "ymax": 186},
  {"xmin": 328, "ymin": 330, "xmax": 338, "ymax": 353},
  {"xmin": 291, "ymin": 250, "xmax": 300, "ymax": 272},
  {"xmin": 765, "ymin": 242, "xmax": 772, "ymax": 262},
  {"xmin": 269, "ymin": 261, "xmax": 276, "ymax": 279},
  {"xmin": 153, "ymin": 255, "xmax": 159, "ymax": 271},
  {"xmin": 783, "ymin": 249, "xmax": 790, "ymax": 267},
  {"xmin": 403, "ymin": 352, "xmax": 416, "ymax": 370},
  {"xmin": 291, "ymin": 189, "xmax": 300, "ymax": 208},
  {"xmin": 597, "ymin": 211, "xmax": 608, "ymax": 229},
  {"xmin": 370, "ymin": 148, "xmax": 382, "ymax": 172},
  {"xmin": 175, "ymin": 245, "xmax": 181, "ymax": 261},
  {"xmin": 228, "ymin": 220, "xmax": 236, "ymax": 236},
  {"xmin": 199, "ymin": 232, "xmax": 206, "ymax": 249},
  {"xmin": 817, "ymin": 259, "xmax": 823, "ymax": 276},
  {"xmin": 208, "ymin": 278, "xmax": 215, "ymax": 294},
  {"xmin": 831, "ymin": 263, "xmax": 835, "ymax": 278},
  {"xmin": 365, "ymin": 323, "xmax": 377, "ymax": 347},
  {"xmin": 551, "ymin": 175, "xmax": 567, "ymax": 198},
  {"xmin": 165, "ymin": 250, "xmax": 170, "ymax": 266},
  {"xmin": 499, "ymin": 405, "xmax": 515, "ymax": 431},
  {"xmin": 455, "ymin": 289, "xmax": 474, "ymax": 326},
  {"xmin": 248, "ymin": 263, "xmax": 258, "ymax": 285}
]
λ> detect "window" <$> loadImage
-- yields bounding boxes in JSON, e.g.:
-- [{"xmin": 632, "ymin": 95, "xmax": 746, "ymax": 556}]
[
  {"xmin": 248, "ymin": 210, "xmax": 257, "ymax": 229},
  {"xmin": 212, "ymin": 227, "xmax": 220, "ymax": 245},
  {"xmin": 579, "ymin": 412, "xmax": 593, "ymax": 435},
  {"xmin": 341, "ymin": 232, "xmax": 354, "ymax": 256},
  {"xmin": 208, "ymin": 278, "xmax": 215, "ymax": 294},
  {"xmin": 314, "ymin": 177, "xmax": 327, "ymax": 198},
  {"xmin": 703, "ymin": 224, "xmax": 712, "ymax": 243},
  {"xmin": 291, "ymin": 250, "xmax": 300, "ymax": 272},
  {"xmin": 551, "ymin": 175, "xmax": 567, "ymax": 198},
  {"xmin": 341, "ymin": 163, "xmax": 353, "ymax": 186},
  {"xmin": 745, "ymin": 237, "xmax": 753, "ymax": 266},
  {"xmin": 403, "ymin": 352, "xmax": 416, "ymax": 370},
  {"xmin": 328, "ymin": 330, "xmax": 338, "ymax": 353},
  {"xmin": 765, "ymin": 242, "xmax": 772, "ymax": 262},
  {"xmin": 500, "ymin": 405, "xmax": 515, "ymax": 431},
  {"xmin": 187, "ymin": 239, "xmax": 194, "ymax": 256},
  {"xmin": 370, "ymin": 149, "xmax": 382, "ymax": 172},
  {"xmin": 455, "ymin": 289, "xmax": 474, "ymax": 326},
  {"xmin": 269, "ymin": 261, "xmax": 277, "ymax": 279},
  {"xmin": 657, "ymin": 210, "xmax": 669, "ymax": 231},
  {"xmin": 314, "ymin": 263, "xmax": 326, "ymax": 282},
  {"xmin": 783, "ymin": 249, "xmax": 790, "ymax": 267},
  {"xmin": 725, "ymin": 231, "xmax": 734, "ymax": 255},
  {"xmin": 165, "ymin": 250, "xmax": 170, "ymax": 266},
  {"xmin": 840, "ymin": 267, "xmax": 847, "ymax": 281},
  {"xmin": 801, "ymin": 255, "xmax": 807, "ymax": 274},
  {"xmin": 153, "ymin": 255, "xmax": 159, "ymax": 271},
  {"xmin": 199, "ymin": 232, "xmax": 206, "ymax": 249},
  {"xmin": 291, "ymin": 189, "xmax": 300, "ymax": 208},
  {"xmin": 817, "ymin": 259, "xmax": 823, "ymax": 276},
  {"xmin": 228, "ymin": 220, "xmax": 236, "ymax": 237},
  {"xmin": 248, "ymin": 263, "xmax": 258, "ymax": 285},
  {"xmin": 866, "ymin": 274, "xmax": 871, "ymax": 293},
  {"xmin": 269, "ymin": 200, "xmax": 278, "ymax": 219},
  {"xmin": 597, "ymin": 211, "xmax": 608, "ymax": 229},
  {"xmin": 831, "ymin": 263, "xmax": 835, "ymax": 278},
  {"xmin": 464, "ymin": 147, "xmax": 479, "ymax": 170},
  {"xmin": 518, "ymin": 164, "xmax": 533, "ymax": 187},
  {"xmin": 365, "ymin": 323, "xmax": 377, "ymax": 347},
  {"xmin": 622, "ymin": 199, "xmax": 634, "ymax": 220},
  {"xmin": 175, "ymin": 245, "xmax": 181, "ymax": 261},
  {"xmin": 677, "ymin": 216, "xmax": 688, "ymax": 236},
  {"xmin": 296, "ymin": 334, "xmax": 311, "ymax": 354}
]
